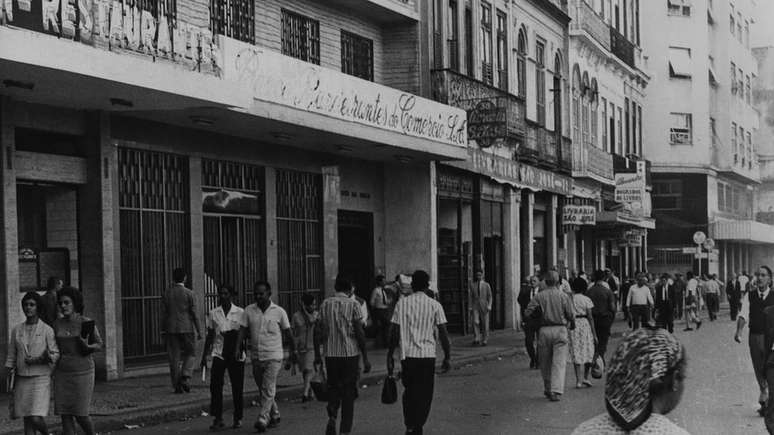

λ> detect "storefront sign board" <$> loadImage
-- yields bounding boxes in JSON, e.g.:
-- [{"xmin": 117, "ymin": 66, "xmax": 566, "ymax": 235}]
[{"xmin": 562, "ymin": 205, "xmax": 596, "ymax": 225}]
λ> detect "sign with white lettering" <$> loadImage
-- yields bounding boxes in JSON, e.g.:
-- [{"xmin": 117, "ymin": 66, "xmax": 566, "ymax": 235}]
[
  {"xmin": 614, "ymin": 172, "xmax": 645, "ymax": 203},
  {"xmin": 519, "ymin": 164, "xmax": 573, "ymax": 196},
  {"xmin": 223, "ymin": 44, "xmax": 468, "ymax": 148},
  {"xmin": 562, "ymin": 205, "xmax": 596, "ymax": 225},
  {"xmin": 467, "ymin": 99, "xmax": 506, "ymax": 148}
]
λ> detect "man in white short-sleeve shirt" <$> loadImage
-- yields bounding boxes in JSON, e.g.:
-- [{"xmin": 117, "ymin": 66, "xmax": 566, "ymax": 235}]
[
  {"xmin": 388, "ymin": 270, "xmax": 451, "ymax": 435},
  {"xmin": 243, "ymin": 281, "xmax": 295, "ymax": 433}
]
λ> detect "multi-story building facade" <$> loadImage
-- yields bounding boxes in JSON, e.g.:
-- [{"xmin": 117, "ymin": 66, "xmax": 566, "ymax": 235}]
[
  {"xmin": 568, "ymin": 0, "xmax": 653, "ymax": 279},
  {"xmin": 427, "ymin": 0, "xmax": 573, "ymax": 331},
  {"xmin": 643, "ymin": 0, "xmax": 766, "ymax": 278},
  {"xmin": 0, "ymin": 0, "xmax": 468, "ymax": 378},
  {"xmin": 751, "ymin": 46, "xmax": 774, "ymax": 266}
]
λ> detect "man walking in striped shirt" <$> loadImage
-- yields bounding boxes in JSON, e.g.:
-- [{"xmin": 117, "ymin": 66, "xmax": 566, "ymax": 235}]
[
  {"xmin": 388, "ymin": 270, "xmax": 451, "ymax": 435},
  {"xmin": 315, "ymin": 275, "xmax": 371, "ymax": 435}
]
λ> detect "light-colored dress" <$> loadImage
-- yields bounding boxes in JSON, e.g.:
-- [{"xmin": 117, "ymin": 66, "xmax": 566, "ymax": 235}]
[
  {"xmin": 568, "ymin": 293, "xmax": 595, "ymax": 365},
  {"xmin": 54, "ymin": 315, "xmax": 103, "ymax": 416},
  {"xmin": 572, "ymin": 413, "xmax": 690, "ymax": 435},
  {"xmin": 292, "ymin": 310, "xmax": 318, "ymax": 373},
  {"xmin": 5, "ymin": 319, "xmax": 59, "ymax": 417}
]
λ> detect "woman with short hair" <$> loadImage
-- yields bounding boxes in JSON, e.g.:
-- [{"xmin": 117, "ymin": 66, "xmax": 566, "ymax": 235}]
[
  {"xmin": 4, "ymin": 292, "xmax": 59, "ymax": 435},
  {"xmin": 568, "ymin": 281, "xmax": 597, "ymax": 389},
  {"xmin": 572, "ymin": 328, "xmax": 689, "ymax": 434},
  {"xmin": 54, "ymin": 287, "xmax": 103, "ymax": 435}
]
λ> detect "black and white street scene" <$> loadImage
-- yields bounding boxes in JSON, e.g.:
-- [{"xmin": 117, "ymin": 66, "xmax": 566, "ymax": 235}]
[{"xmin": 6, "ymin": 0, "xmax": 774, "ymax": 433}]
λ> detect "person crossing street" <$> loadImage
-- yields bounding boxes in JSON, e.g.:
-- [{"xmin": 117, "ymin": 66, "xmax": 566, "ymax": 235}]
[{"xmin": 469, "ymin": 270, "xmax": 492, "ymax": 346}]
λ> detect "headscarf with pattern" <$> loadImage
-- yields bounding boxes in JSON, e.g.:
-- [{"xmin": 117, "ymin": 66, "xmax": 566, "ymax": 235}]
[{"xmin": 605, "ymin": 328, "xmax": 684, "ymax": 430}]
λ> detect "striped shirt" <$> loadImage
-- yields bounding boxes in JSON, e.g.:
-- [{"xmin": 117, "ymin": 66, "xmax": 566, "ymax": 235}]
[
  {"xmin": 319, "ymin": 293, "xmax": 363, "ymax": 357},
  {"xmin": 391, "ymin": 291, "xmax": 448, "ymax": 360}
]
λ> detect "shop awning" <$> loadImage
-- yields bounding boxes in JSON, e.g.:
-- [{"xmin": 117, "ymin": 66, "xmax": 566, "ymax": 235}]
[
  {"xmin": 597, "ymin": 211, "xmax": 656, "ymax": 229},
  {"xmin": 711, "ymin": 219, "xmax": 774, "ymax": 244}
]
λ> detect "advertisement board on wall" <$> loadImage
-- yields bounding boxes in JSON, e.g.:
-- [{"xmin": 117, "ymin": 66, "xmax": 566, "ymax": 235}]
[{"xmin": 562, "ymin": 205, "xmax": 596, "ymax": 226}]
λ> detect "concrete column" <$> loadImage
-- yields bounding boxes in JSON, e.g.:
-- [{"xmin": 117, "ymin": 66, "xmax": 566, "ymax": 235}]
[
  {"xmin": 623, "ymin": 247, "xmax": 630, "ymax": 278},
  {"xmin": 504, "ymin": 189, "xmax": 521, "ymax": 330},
  {"xmin": 188, "ymin": 157, "xmax": 204, "ymax": 328},
  {"xmin": 563, "ymin": 232, "xmax": 569, "ymax": 274},
  {"xmin": 0, "ymin": 97, "xmax": 19, "ymax": 387},
  {"xmin": 548, "ymin": 194, "xmax": 558, "ymax": 268},
  {"xmin": 384, "ymin": 162, "xmax": 436, "ymax": 284},
  {"xmin": 643, "ymin": 231, "xmax": 649, "ymax": 272},
  {"xmin": 599, "ymin": 240, "xmax": 607, "ymax": 270},
  {"xmin": 322, "ymin": 166, "xmax": 341, "ymax": 297},
  {"xmin": 78, "ymin": 112, "xmax": 119, "ymax": 380},
  {"xmin": 524, "ymin": 192, "xmax": 535, "ymax": 276},
  {"xmin": 265, "ymin": 168, "xmax": 278, "ymax": 295}
]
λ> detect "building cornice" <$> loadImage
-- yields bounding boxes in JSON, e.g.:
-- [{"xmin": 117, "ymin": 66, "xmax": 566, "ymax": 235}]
[{"xmin": 526, "ymin": 0, "xmax": 572, "ymax": 26}]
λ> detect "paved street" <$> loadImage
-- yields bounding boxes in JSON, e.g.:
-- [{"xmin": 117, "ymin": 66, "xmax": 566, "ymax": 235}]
[{"xmin": 118, "ymin": 310, "xmax": 770, "ymax": 435}]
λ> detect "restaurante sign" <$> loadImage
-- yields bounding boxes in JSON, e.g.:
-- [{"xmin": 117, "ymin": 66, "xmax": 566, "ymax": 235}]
[{"xmin": 225, "ymin": 44, "xmax": 468, "ymax": 148}]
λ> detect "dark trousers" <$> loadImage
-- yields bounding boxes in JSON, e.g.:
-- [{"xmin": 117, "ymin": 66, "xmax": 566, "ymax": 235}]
[
  {"xmin": 706, "ymin": 293, "xmax": 719, "ymax": 320},
  {"xmin": 165, "ymin": 333, "xmax": 196, "ymax": 389},
  {"xmin": 656, "ymin": 308, "xmax": 674, "ymax": 333},
  {"xmin": 326, "ymin": 356, "xmax": 359, "ymax": 433},
  {"xmin": 675, "ymin": 293, "xmax": 684, "ymax": 319},
  {"xmin": 401, "ymin": 358, "xmax": 436, "ymax": 434},
  {"xmin": 524, "ymin": 325, "xmax": 538, "ymax": 364},
  {"xmin": 593, "ymin": 315, "xmax": 613, "ymax": 359},
  {"xmin": 765, "ymin": 361, "xmax": 774, "ymax": 433},
  {"xmin": 372, "ymin": 308, "xmax": 392, "ymax": 347},
  {"xmin": 629, "ymin": 305, "xmax": 650, "ymax": 329},
  {"xmin": 210, "ymin": 357, "xmax": 245, "ymax": 422},
  {"xmin": 751, "ymin": 334, "xmax": 769, "ymax": 404}
]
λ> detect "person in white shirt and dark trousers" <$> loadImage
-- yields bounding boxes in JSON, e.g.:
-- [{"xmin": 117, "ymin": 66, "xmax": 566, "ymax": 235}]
[
  {"xmin": 626, "ymin": 273, "xmax": 654, "ymax": 330},
  {"xmin": 201, "ymin": 285, "xmax": 247, "ymax": 430},
  {"xmin": 369, "ymin": 275, "xmax": 393, "ymax": 348},
  {"xmin": 735, "ymin": 266, "xmax": 774, "ymax": 416},
  {"xmin": 388, "ymin": 270, "xmax": 451, "ymax": 435}
]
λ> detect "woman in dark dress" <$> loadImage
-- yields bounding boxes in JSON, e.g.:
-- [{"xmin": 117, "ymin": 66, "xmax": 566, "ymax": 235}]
[{"xmin": 54, "ymin": 287, "xmax": 103, "ymax": 435}]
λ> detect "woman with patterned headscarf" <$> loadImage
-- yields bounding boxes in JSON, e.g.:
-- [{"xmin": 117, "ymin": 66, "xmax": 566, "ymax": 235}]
[{"xmin": 572, "ymin": 328, "xmax": 689, "ymax": 434}]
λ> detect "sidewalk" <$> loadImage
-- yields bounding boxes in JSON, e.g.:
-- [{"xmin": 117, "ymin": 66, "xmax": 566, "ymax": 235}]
[{"xmin": 0, "ymin": 320, "xmax": 632, "ymax": 434}]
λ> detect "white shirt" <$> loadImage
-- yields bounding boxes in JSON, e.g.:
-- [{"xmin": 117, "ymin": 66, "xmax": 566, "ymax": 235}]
[
  {"xmin": 627, "ymin": 284, "xmax": 654, "ymax": 307},
  {"xmin": 206, "ymin": 304, "xmax": 247, "ymax": 361},
  {"xmin": 244, "ymin": 302, "xmax": 291, "ymax": 362},
  {"xmin": 739, "ymin": 286, "xmax": 771, "ymax": 323},
  {"xmin": 391, "ymin": 292, "xmax": 447, "ymax": 360},
  {"xmin": 686, "ymin": 278, "xmax": 698, "ymax": 293},
  {"xmin": 738, "ymin": 275, "xmax": 750, "ymax": 292},
  {"xmin": 351, "ymin": 294, "xmax": 369, "ymax": 326}
]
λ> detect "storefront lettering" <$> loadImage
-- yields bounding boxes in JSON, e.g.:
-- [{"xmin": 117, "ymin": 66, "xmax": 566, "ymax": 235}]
[
  {"xmin": 1, "ymin": 0, "xmax": 219, "ymax": 74},
  {"xmin": 232, "ymin": 47, "xmax": 467, "ymax": 147},
  {"xmin": 562, "ymin": 205, "xmax": 596, "ymax": 225},
  {"xmin": 520, "ymin": 164, "xmax": 572, "ymax": 196}
]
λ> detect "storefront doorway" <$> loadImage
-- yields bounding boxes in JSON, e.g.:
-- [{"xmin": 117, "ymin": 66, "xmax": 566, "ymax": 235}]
[
  {"xmin": 16, "ymin": 183, "xmax": 79, "ymax": 292},
  {"xmin": 338, "ymin": 210, "xmax": 374, "ymax": 303}
]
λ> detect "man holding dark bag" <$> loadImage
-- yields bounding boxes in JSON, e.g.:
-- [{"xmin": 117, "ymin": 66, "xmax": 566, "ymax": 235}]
[{"xmin": 387, "ymin": 270, "xmax": 451, "ymax": 434}]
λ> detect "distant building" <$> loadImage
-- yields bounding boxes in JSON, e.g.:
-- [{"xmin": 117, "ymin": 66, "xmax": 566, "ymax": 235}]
[{"xmin": 642, "ymin": 0, "xmax": 766, "ymax": 278}]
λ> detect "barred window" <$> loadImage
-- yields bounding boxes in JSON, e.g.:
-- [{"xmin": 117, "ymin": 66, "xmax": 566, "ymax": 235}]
[
  {"xmin": 281, "ymin": 9, "xmax": 320, "ymax": 65},
  {"xmin": 669, "ymin": 112, "xmax": 692, "ymax": 145},
  {"xmin": 341, "ymin": 31, "xmax": 374, "ymax": 81},
  {"xmin": 480, "ymin": 2, "xmax": 493, "ymax": 85},
  {"xmin": 211, "ymin": 0, "xmax": 254, "ymax": 44},
  {"xmin": 535, "ymin": 40, "xmax": 546, "ymax": 126}
]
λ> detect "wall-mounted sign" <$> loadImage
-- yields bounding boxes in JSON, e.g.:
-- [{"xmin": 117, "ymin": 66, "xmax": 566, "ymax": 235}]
[
  {"xmin": 1, "ymin": 0, "xmax": 220, "ymax": 74},
  {"xmin": 562, "ymin": 205, "xmax": 596, "ymax": 225},
  {"xmin": 18, "ymin": 248, "xmax": 36, "ymax": 262},
  {"xmin": 520, "ymin": 164, "xmax": 573, "ymax": 196},
  {"xmin": 614, "ymin": 172, "xmax": 645, "ymax": 203},
  {"xmin": 467, "ymin": 99, "xmax": 506, "ymax": 148},
  {"xmin": 223, "ymin": 43, "xmax": 468, "ymax": 148},
  {"xmin": 619, "ymin": 229, "xmax": 645, "ymax": 247}
]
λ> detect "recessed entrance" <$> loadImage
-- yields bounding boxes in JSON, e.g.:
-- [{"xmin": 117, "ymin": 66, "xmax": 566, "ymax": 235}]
[{"xmin": 338, "ymin": 210, "xmax": 374, "ymax": 303}]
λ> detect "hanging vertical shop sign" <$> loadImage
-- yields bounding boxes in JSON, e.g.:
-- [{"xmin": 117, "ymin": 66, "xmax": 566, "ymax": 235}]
[{"xmin": 467, "ymin": 98, "xmax": 507, "ymax": 148}]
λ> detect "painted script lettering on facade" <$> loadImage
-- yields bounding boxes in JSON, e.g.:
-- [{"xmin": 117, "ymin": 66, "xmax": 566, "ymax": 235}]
[
  {"xmin": 0, "ymin": 0, "xmax": 220, "ymax": 74},
  {"xmin": 228, "ymin": 46, "xmax": 468, "ymax": 148}
]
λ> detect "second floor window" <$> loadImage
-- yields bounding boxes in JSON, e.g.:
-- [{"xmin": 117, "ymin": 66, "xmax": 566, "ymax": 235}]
[
  {"xmin": 211, "ymin": 0, "xmax": 254, "ymax": 43},
  {"xmin": 536, "ymin": 40, "xmax": 546, "ymax": 126},
  {"xmin": 669, "ymin": 112, "xmax": 692, "ymax": 145},
  {"xmin": 341, "ymin": 31, "xmax": 374, "ymax": 81},
  {"xmin": 448, "ymin": 0, "xmax": 459, "ymax": 71},
  {"xmin": 731, "ymin": 122, "xmax": 737, "ymax": 159},
  {"xmin": 667, "ymin": 0, "xmax": 690, "ymax": 16},
  {"xmin": 730, "ymin": 62, "xmax": 737, "ymax": 95},
  {"xmin": 746, "ymin": 75, "xmax": 751, "ymax": 104},
  {"xmin": 517, "ymin": 29, "xmax": 527, "ymax": 98},
  {"xmin": 480, "ymin": 2, "xmax": 493, "ymax": 85},
  {"xmin": 496, "ymin": 11, "xmax": 507, "ymax": 91},
  {"xmin": 281, "ymin": 9, "xmax": 320, "ymax": 65}
]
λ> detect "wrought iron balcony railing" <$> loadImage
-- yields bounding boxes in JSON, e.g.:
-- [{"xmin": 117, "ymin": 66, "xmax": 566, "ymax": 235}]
[{"xmin": 609, "ymin": 27, "xmax": 635, "ymax": 69}]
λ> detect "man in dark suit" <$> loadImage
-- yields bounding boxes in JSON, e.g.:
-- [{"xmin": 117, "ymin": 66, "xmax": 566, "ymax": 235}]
[
  {"xmin": 762, "ymin": 303, "xmax": 774, "ymax": 430},
  {"xmin": 162, "ymin": 268, "xmax": 202, "ymax": 393},
  {"xmin": 518, "ymin": 275, "xmax": 541, "ymax": 369},
  {"xmin": 728, "ymin": 273, "xmax": 742, "ymax": 321},
  {"xmin": 655, "ymin": 273, "xmax": 677, "ymax": 333},
  {"xmin": 673, "ymin": 273, "xmax": 686, "ymax": 320}
]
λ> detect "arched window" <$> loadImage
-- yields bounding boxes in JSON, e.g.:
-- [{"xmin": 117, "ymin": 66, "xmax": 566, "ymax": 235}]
[
  {"xmin": 572, "ymin": 65, "xmax": 581, "ymax": 147},
  {"xmin": 590, "ymin": 78, "xmax": 599, "ymax": 147},
  {"xmin": 581, "ymin": 71, "xmax": 590, "ymax": 147},
  {"xmin": 553, "ymin": 52, "xmax": 563, "ymax": 134},
  {"xmin": 517, "ymin": 27, "xmax": 527, "ymax": 97}
]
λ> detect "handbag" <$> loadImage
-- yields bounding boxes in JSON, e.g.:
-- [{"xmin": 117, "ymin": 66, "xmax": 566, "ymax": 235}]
[
  {"xmin": 591, "ymin": 355, "xmax": 605, "ymax": 379},
  {"xmin": 381, "ymin": 375, "xmax": 398, "ymax": 404},
  {"xmin": 7, "ymin": 368, "xmax": 16, "ymax": 420},
  {"xmin": 310, "ymin": 363, "xmax": 329, "ymax": 402}
]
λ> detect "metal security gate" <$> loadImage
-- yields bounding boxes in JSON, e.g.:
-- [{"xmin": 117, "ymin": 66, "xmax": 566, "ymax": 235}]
[
  {"xmin": 119, "ymin": 148, "xmax": 190, "ymax": 362},
  {"xmin": 276, "ymin": 169, "xmax": 323, "ymax": 313},
  {"xmin": 202, "ymin": 159, "xmax": 266, "ymax": 310}
]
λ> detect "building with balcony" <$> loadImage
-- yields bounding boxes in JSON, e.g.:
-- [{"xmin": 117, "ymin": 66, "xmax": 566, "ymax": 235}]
[
  {"xmin": 427, "ymin": 0, "xmax": 572, "ymax": 332},
  {"xmin": 0, "ymin": 0, "xmax": 468, "ymax": 378},
  {"xmin": 567, "ymin": 0, "xmax": 653, "ymax": 279},
  {"xmin": 642, "ymin": 0, "xmax": 763, "ymax": 278}
]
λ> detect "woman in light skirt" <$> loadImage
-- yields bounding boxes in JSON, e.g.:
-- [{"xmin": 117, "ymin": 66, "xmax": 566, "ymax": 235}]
[
  {"xmin": 568, "ymin": 279, "xmax": 598, "ymax": 389},
  {"xmin": 4, "ymin": 291, "xmax": 60, "ymax": 435}
]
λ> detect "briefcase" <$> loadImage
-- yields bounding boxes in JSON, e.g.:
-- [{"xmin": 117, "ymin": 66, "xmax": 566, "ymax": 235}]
[{"xmin": 381, "ymin": 375, "xmax": 398, "ymax": 404}]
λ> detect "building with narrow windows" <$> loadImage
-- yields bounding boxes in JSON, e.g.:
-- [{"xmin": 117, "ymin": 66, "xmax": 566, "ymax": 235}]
[
  {"xmin": 428, "ymin": 0, "xmax": 574, "ymax": 331},
  {"xmin": 642, "ymin": 0, "xmax": 766, "ymax": 278},
  {"xmin": 0, "ymin": 0, "xmax": 468, "ymax": 378},
  {"xmin": 567, "ymin": 0, "xmax": 653, "ymax": 279}
]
